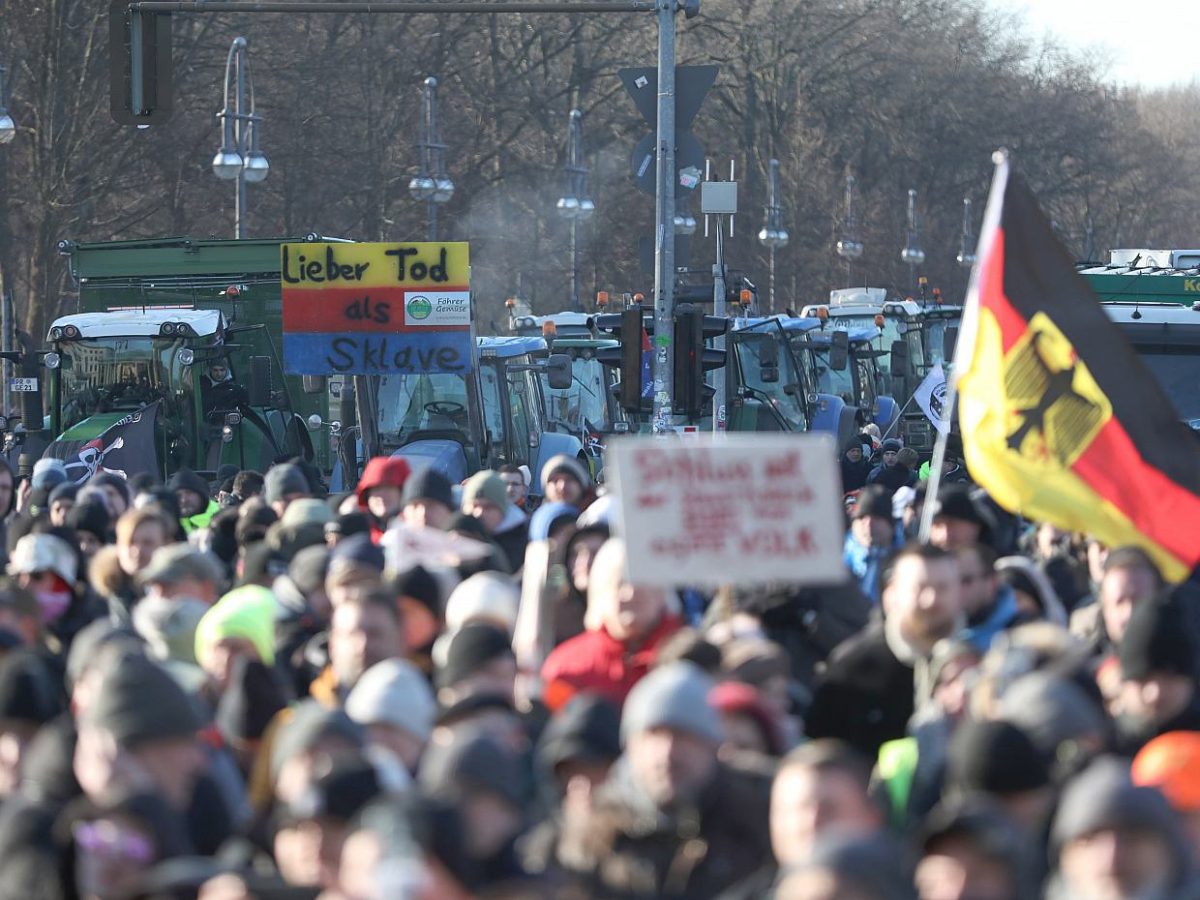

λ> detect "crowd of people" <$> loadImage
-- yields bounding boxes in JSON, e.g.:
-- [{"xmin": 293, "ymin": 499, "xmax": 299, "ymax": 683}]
[{"xmin": 0, "ymin": 435, "xmax": 1195, "ymax": 900}]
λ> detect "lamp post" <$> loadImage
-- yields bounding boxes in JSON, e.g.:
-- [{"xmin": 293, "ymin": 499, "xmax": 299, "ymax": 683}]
[
  {"xmin": 556, "ymin": 109, "xmax": 594, "ymax": 312},
  {"xmin": 212, "ymin": 37, "xmax": 268, "ymax": 240},
  {"xmin": 409, "ymin": 76, "xmax": 454, "ymax": 242},
  {"xmin": 835, "ymin": 172, "xmax": 864, "ymax": 287},
  {"xmin": 900, "ymin": 187, "xmax": 925, "ymax": 292},
  {"xmin": 757, "ymin": 158, "xmax": 788, "ymax": 314},
  {"xmin": 0, "ymin": 66, "xmax": 15, "ymax": 144}
]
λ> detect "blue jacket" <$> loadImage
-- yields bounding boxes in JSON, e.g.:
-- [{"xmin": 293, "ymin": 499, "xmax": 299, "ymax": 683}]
[
  {"xmin": 960, "ymin": 585, "xmax": 1019, "ymax": 653},
  {"xmin": 843, "ymin": 527, "xmax": 903, "ymax": 603}
]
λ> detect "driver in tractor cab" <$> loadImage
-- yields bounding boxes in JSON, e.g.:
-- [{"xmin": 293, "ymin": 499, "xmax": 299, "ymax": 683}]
[{"xmin": 201, "ymin": 358, "xmax": 244, "ymax": 415}]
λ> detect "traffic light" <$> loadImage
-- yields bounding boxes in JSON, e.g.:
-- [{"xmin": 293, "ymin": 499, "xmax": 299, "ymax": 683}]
[
  {"xmin": 595, "ymin": 306, "xmax": 650, "ymax": 413},
  {"xmin": 109, "ymin": 3, "xmax": 173, "ymax": 125},
  {"xmin": 673, "ymin": 304, "xmax": 727, "ymax": 418}
]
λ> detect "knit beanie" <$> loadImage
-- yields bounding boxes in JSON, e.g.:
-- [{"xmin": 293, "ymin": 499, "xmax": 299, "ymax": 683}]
[
  {"xmin": 345, "ymin": 658, "xmax": 436, "ymax": 743},
  {"xmin": 263, "ymin": 463, "xmax": 309, "ymax": 505},
  {"xmin": 133, "ymin": 595, "xmax": 209, "ymax": 665},
  {"xmin": 215, "ymin": 657, "xmax": 289, "ymax": 745},
  {"xmin": 529, "ymin": 502, "xmax": 579, "ymax": 542},
  {"xmin": 48, "ymin": 482, "xmax": 78, "ymax": 506},
  {"xmin": 400, "ymin": 468, "xmax": 454, "ymax": 511},
  {"xmin": 419, "ymin": 728, "xmax": 524, "ymax": 808},
  {"xmin": 945, "ymin": 719, "xmax": 1050, "ymax": 797},
  {"xmin": 270, "ymin": 700, "xmax": 363, "ymax": 779},
  {"xmin": 194, "ymin": 585, "xmax": 277, "ymax": 668},
  {"xmin": 0, "ymin": 649, "xmax": 63, "ymax": 726},
  {"xmin": 444, "ymin": 572, "xmax": 519, "ymax": 634},
  {"xmin": 537, "ymin": 693, "xmax": 622, "ymax": 775},
  {"xmin": 32, "ymin": 458, "xmax": 68, "ymax": 491},
  {"xmin": 852, "ymin": 485, "xmax": 894, "ymax": 520},
  {"xmin": 389, "ymin": 564, "xmax": 442, "ymax": 619},
  {"xmin": 1119, "ymin": 593, "xmax": 1198, "ymax": 681},
  {"xmin": 68, "ymin": 500, "xmax": 111, "ymax": 542},
  {"xmin": 540, "ymin": 454, "xmax": 590, "ymax": 492},
  {"xmin": 7, "ymin": 533, "xmax": 78, "ymax": 584},
  {"xmin": 620, "ymin": 661, "xmax": 723, "ymax": 746},
  {"xmin": 460, "ymin": 471, "xmax": 509, "ymax": 514},
  {"xmin": 436, "ymin": 623, "xmax": 514, "ymax": 690},
  {"xmin": 328, "ymin": 532, "xmax": 386, "ymax": 575},
  {"xmin": 83, "ymin": 652, "xmax": 201, "ymax": 748}
]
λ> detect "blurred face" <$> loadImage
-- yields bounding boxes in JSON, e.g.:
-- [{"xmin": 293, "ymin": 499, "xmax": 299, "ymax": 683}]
[
  {"xmin": 118, "ymin": 521, "xmax": 167, "ymax": 576},
  {"xmin": 932, "ymin": 654, "xmax": 980, "ymax": 721},
  {"xmin": 0, "ymin": 721, "xmax": 38, "ymax": 797},
  {"xmin": 882, "ymin": 555, "xmax": 961, "ymax": 655},
  {"xmin": 201, "ymin": 636, "xmax": 262, "ymax": 690},
  {"xmin": 77, "ymin": 531, "xmax": 103, "ymax": 559},
  {"xmin": 402, "ymin": 500, "xmax": 450, "ymax": 530},
  {"xmin": 461, "ymin": 789, "xmax": 523, "ymax": 859},
  {"xmin": 1099, "ymin": 566, "xmax": 1158, "ymax": 644},
  {"xmin": 545, "ymin": 471, "xmax": 583, "ymax": 505},
  {"xmin": 447, "ymin": 653, "xmax": 517, "ymax": 705},
  {"xmin": 845, "ymin": 447, "xmax": 862, "ymax": 463},
  {"xmin": 955, "ymin": 548, "xmax": 996, "ymax": 619},
  {"xmin": 100, "ymin": 484, "xmax": 129, "ymax": 518},
  {"xmin": 469, "ymin": 499, "xmax": 504, "ymax": 534},
  {"xmin": 365, "ymin": 722, "xmax": 425, "ymax": 773},
  {"xmin": 74, "ymin": 816, "xmax": 156, "ymax": 900},
  {"xmin": 175, "ymin": 489, "xmax": 205, "ymax": 518},
  {"xmin": 1087, "ymin": 540, "xmax": 1109, "ymax": 584},
  {"xmin": 275, "ymin": 818, "xmax": 349, "ymax": 889},
  {"xmin": 502, "ymin": 473, "xmax": 526, "ymax": 506},
  {"xmin": 128, "ymin": 737, "xmax": 206, "ymax": 810},
  {"xmin": 569, "ymin": 533, "xmax": 607, "ymax": 594},
  {"xmin": 366, "ymin": 486, "xmax": 403, "ymax": 522},
  {"xmin": 1059, "ymin": 826, "xmax": 1174, "ymax": 900},
  {"xmin": 605, "ymin": 579, "xmax": 666, "ymax": 642},
  {"xmin": 929, "ymin": 516, "xmax": 982, "ymax": 551},
  {"xmin": 882, "ymin": 449, "xmax": 898, "ymax": 466},
  {"xmin": 771, "ymin": 764, "xmax": 882, "ymax": 868},
  {"xmin": 916, "ymin": 837, "xmax": 1015, "ymax": 900},
  {"xmin": 627, "ymin": 726, "xmax": 717, "ymax": 809},
  {"xmin": 209, "ymin": 364, "xmax": 229, "ymax": 382},
  {"xmin": 149, "ymin": 574, "xmax": 218, "ymax": 606},
  {"xmin": 1120, "ymin": 672, "xmax": 1195, "ymax": 728},
  {"xmin": 49, "ymin": 497, "xmax": 75, "ymax": 526},
  {"xmin": 851, "ymin": 515, "xmax": 893, "ymax": 548},
  {"xmin": 330, "ymin": 602, "xmax": 405, "ymax": 689}
]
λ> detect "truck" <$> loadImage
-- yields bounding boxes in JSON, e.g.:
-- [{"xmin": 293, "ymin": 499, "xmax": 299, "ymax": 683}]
[{"xmin": 33, "ymin": 237, "xmax": 335, "ymax": 481}]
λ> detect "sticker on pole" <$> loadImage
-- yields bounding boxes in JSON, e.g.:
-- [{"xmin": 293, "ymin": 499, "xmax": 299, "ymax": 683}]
[
  {"xmin": 9, "ymin": 378, "xmax": 38, "ymax": 393},
  {"xmin": 608, "ymin": 433, "xmax": 844, "ymax": 587}
]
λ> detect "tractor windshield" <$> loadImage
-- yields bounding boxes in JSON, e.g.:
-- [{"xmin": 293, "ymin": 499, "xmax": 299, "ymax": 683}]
[
  {"xmin": 543, "ymin": 356, "xmax": 613, "ymax": 432},
  {"xmin": 57, "ymin": 337, "xmax": 193, "ymax": 432},
  {"xmin": 377, "ymin": 372, "xmax": 473, "ymax": 441}
]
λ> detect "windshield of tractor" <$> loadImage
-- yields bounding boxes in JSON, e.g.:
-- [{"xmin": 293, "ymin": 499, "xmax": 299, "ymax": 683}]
[
  {"xmin": 543, "ymin": 356, "xmax": 613, "ymax": 432},
  {"xmin": 58, "ymin": 337, "xmax": 193, "ymax": 431},
  {"xmin": 377, "ymin": 372, "xmax": 472, "ymax": 441},
  {"xmin": 835, "ymin": 313, "xmax": 925, "ymax": 374},
  {"xmin": 924, "ymin": 316, "xmax": 960, "ymax": 368},
  {"xmin": 808, "ymin": 345, "xmax": 855, "ymax": 402},
  {"xmin": 1132, "ymin": 347, "xmax": 1200, "ymax": 422},
  {"xmin": 734, "ymin": 328, "xmax": 807, "ymax": 431}
]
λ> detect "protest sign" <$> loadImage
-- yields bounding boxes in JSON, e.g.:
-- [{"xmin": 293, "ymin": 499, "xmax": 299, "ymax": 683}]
[
  {"xmin": 281, "ymin": 242, "xmax": 472, "ymax": 376},
  {"xmin": 608, "ymin": 433, "xmax": 844, "ymax": 587}
]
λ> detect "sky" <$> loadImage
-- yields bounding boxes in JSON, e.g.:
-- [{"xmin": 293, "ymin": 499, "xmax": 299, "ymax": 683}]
[{"xmin": 988, "ymin": 0, "xmax": 1200, "ymax": 89}]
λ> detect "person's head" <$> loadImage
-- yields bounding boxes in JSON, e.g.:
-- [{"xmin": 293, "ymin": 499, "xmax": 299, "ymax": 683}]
[
  {"xmin": 566, "ymin": 524, "xmax": 610, "ymax": 597},
  {"xmin": 498, "ymin": 464, "xmax": 528, "ymax": 508},
  {"xmin": 388, "ymin": 564, "xmax": 442, "ymax": 653},
  {"xmin": 842, "ymin": 441, "xmax": 864, "ymax": 464},
  {"xmin": 709, "ymin": 681, "xmax": 783, "ymax": 757},
  {"xmin": 6, "ymin": 533, "xmax": 78, "ymax": 626},
  {"xmin": 166, "ymin": 469, "xmax": 210, "ymax": 519},
  {"xmin": 880, "ymin": 438, "xmax": 902, "ymax": 466},
  {"xmin": 1118, "ymin": 592, "xmax": 1197, "ymax": 730},
  {"xmin": 944, "ymin": 719, "xmax": 1053, "ymax": 831},
  {"xmin": 771, "ymin": 740, "xmax": 883, "ymax": 868},
  {"xmin": 270, "ymin": 702, "xmax": 365, "ymax": 806},
  {"xmin": 541, "ymin": 455, "xmax": 589, "ymax": 506},
  {"xmin": 70, "ymin": 793, "xmax": 189, "ymax": 900},
  {"xmin": 345, "ymin": 658, "xmax": 435, "ymax": 773},
  {"xmin": 461, "ymin": 470, "xmax": 509, "ymax": 534},
  {"xmin": 917, "ymin": 800, "xmax": 1030, "ymax": 900},
  {"xmin": 0, "ymin": 581, "xmax": 41, "ymax": 648},
  {"xmin": 68, "ymin": 500, "xmax": 111, "ymax": 559},
  {"xmin": 355, "ymin": 457, "xmax": 412, "ymax": 525},
  {"xmin": 584, "ymin": 537, "xmax": 672, "ymax": 643},
  {"xmin": 399, "ymin": 468, "xmax": 455, "ymax": 530},
  {"xmin": 232, "ymin": 470, "xmax": 264, "ymax": 501},
  {"xmin": 114, "ymin": 507, "xmax": 173, "ymax": 577},
  {"xmin": 193, "ymin": 585, "xmax": 276, "ymax": 690},
  {"xmin": 928, "ymin": 639, "xmax": 981, "ymax": 722},
  {"xmin": 1132, "ymin": 731, "xmax": 1200, "ymax": 857},
  {"xmin": 436, "ymin": 623, "xmax": 517, "ymax": 706},
  {"xmin": 48, "ymin": 482, "xmax": 78, "ymax": 527},
  {"xmin": 89, "ymin": 473, "xmax": 132, "ymax": 519},
  {"xmin": 443, "ymin": 572, "xmax": 519, "ymax": 636},
  {"xmin": 620, "ymin": 662, "xmax": 722, "ymax": 809},
  {"xmin": 76, "ymin": 652, "xmax": 206, "ymax": 810},
  {"xmin": 881, "ymin": 543, "xmax": 961, "ymax": 655},
  {"xmin": 1098, "ymin": 546, "xmax": 1163, "ymax": 645},
  {"xmin": 0, "ymin": 649, "xmax": 63, "ymax": 796},
  {"xmin": 325, "ymin": 533, "xmax": 386, "ymax": 608},
  {"xmin": 850, "ymin": 486, "xmax": 895, "ymax": 548},
  {"xmin": 264, "ymin": 462, "xmax": 311, "ymax": 517},
  {"xmin": 208, "ymin": 360, "xmax": 229, "ymax": 383},
  {"xmin": 929, "ymin": 486, "xmax": 991, "ymax": 550},
  {"xmin": 896, "ymin": 447, "xmax": 919, "ymax": 472},
  {"xmin": 329, "ymin": 588, "xmax": 406, "ymax": 691},
  {"xmin": 137, "ymin": 543, "xmax": 224, "ymax": 605},
  {"xmin": 537, "ymin": 693, "xmax": 621, "ymax": 806},
  {"xmin": 1053, "ymin": 757, "xmax": 1189, "ymax": 900},
  {"xmin": 954, "ymin": 543, "xmax": 999, "ymax": 620}
]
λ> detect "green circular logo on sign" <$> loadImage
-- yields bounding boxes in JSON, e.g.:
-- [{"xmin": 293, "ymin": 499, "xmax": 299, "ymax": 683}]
[{"xmin": 407, "ymin": 296, "xmax": 433, "ymax": 320}]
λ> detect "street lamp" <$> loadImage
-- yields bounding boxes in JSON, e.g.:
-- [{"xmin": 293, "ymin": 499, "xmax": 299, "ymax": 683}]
[
  {"xmin": 212, "ymin": 37, "xmax": 269, "ymax": 239},
  {"xmin": 835, "ymin": 172, "xmax": 864, "ymax": 287},
  {"xmin": 0, "ymin": 66, "xmax": 15, "ymax": 144},
  {"xmin": 410, "ymin": 76, "xmax": 454, "ymax": 241},
  {"xmin": 758, "ymin": 158, "xmax": 789, "ymax": 314},
  {"xmin": 900, "ymin": 187, "xmax": 925, "ymax": 290},
  {"xmin": 957, "ymin": 196, "xmax": 976, "ymax": 269},
  {"xmin": 556, "ymin": 109, "xmax": 593, "ymax": 312}
]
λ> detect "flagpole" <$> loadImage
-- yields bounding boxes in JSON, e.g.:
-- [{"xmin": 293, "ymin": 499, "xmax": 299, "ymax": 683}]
[
  {"xmin": 880, "ymin": 394, "xmax": 917, "ymax": 440},
  {"xmin": 918, "ymin": 149, "xmax": 1010, "ymax": 542}
]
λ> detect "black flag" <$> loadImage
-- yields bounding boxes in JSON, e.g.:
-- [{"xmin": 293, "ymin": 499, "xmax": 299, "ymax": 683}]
[{"xmin": 44, "ymin": 402, "xmax": 161, "ymax": 484}]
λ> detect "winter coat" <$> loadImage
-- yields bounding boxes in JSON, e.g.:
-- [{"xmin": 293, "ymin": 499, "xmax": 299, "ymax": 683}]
[
  {"xmin": 541, "ymin": 615, "xmax": 682, "ymax": 708},
  {"xmin": 840, "ymin": 451, "xmax": 872, "ymax": 492},
  {"xmin": 867, "ymin": 462, "xmax": 917, "ymax": 491},
  {"xmin": 493, "ymin": 505, "xmax": 530, "ymax": 574},
  {"xmin": 88, "ymin": 545, "xmax": 140, "ymax": 624},
  {"xmin": 805, "ymin": 620, "xmax": 916, "ymax": 760},
  {"xmin": 552, "ymin": 754, "xmax": 771, "ymax": 899},
  {"xmin": 960, "ymin": 585, "xmax": 1021, "ymax": 653}
]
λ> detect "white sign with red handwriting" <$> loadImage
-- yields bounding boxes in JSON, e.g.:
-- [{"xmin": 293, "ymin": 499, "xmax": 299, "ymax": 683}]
[{"xmin": 609, "ymin": 433, "xmax": 844, "ymax": 587}]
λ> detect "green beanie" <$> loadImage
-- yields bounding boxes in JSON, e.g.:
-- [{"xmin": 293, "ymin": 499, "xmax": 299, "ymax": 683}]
[
  {"xmin": 460, "ymin": 470, "xmax": 509, "ymax": 514},
  {"xmin": 194, "ymin": 585, "xmax": 277, "ymax": 668}
]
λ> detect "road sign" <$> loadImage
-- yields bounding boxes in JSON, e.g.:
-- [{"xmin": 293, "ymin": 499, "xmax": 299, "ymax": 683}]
[
  {"xmin": 622, "ymin": 65, "xmax": 717, "ymax": 198},
  {"xmin": 280, "ymin": 242, "xmax": 472, "ymax": 376},
  {"xmin": 630, "ymin": 132, "xmax": 706, "ymax": 198}
]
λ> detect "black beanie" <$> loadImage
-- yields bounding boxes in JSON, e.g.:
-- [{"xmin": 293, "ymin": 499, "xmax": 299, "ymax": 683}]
[
  {"xmin": 437, "ymin": 623, "xmax": 514, "ymax": 690},
  {"xmin": 945, "ymin": 719, "xmax": 1050, "ymax": 797},
  {"xmin": 537, "ymin": 693, "xmax": 621, "ymax": 775},
  {"xmin": 285, "ymin": 758, "xmax": 381, "ymax": 824},
  {"xmin": 84, "ymin": 652, "xmax": 201, "ymax": 748},
  {"xmin": 0, "ymin": 650, "xmax": 64, "ymax": 726},
  {"xmin": 852, "ymin": 485, "xmax": 894, "ymax": 521},
  {"xmin": 68, "ymin": 500, "xmax": 111, "ymax": 542},
  {"xmin": 390, "ymin": 564, "xmax": 442, "ymax": 618},
  {"xmin": 401, "ymin": 468, "xmax": 454, "ymax": 510},
  {"xmin": 216, "ymin": 657, "xmax": 289, "ymax": 745},
  {"xmin": 167, "ymin": 468, "xmax": 211, "ymax": 501},
  {"xmin": 1120, "ymin": 592, "xmax": 1198, "ymax": 681}
]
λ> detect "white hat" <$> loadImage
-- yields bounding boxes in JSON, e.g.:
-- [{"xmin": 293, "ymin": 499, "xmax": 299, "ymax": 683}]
[
  {"xmin": 345, "ymin": 658, "xmax": 436, "ymax": 743},
  {"xmin": 7, "ymin": 534, "xmax": 77, "ymax": 584},
  {"xmin": 444, "ymin": 572, "xmax": 519, "ymax": 635}
]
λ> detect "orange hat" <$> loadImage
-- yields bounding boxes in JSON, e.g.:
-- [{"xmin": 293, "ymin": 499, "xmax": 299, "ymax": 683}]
[{"xmin": 1132, "ymin": 731, "xmax": 1200, "ymax": 812}]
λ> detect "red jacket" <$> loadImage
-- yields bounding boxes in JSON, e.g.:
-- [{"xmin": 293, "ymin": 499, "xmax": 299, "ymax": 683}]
[{"xmin": 541, "ymin": 614, "xmax": 681, "ymax": 708}]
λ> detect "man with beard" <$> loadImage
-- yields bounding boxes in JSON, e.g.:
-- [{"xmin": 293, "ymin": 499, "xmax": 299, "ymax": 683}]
[{"xmin": 806, "ymin": 543, "xmax": 962, "ymax": 759}]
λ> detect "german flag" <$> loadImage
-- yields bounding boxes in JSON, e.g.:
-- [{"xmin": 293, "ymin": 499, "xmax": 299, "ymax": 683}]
[{"xmin": 954, "ymin": 156, "xmax": 1200, "ymax": 581}]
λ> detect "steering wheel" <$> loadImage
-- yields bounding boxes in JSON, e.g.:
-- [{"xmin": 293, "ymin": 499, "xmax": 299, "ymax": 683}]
[{"xmin": 424, "ymin": 401, "xmax": 466, "ymax": 417}]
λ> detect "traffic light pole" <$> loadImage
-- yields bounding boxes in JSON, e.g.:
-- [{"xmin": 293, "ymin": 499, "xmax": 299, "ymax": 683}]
[
  {"xmin": 652, "ymin": 0, "xmax": 676, "ymax": 433},
  {"xmin": 712, "ymin": 216, "xmax": 726, "ymax": 432}
]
